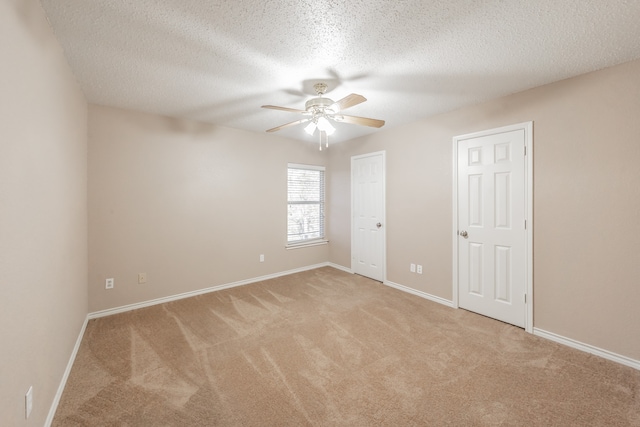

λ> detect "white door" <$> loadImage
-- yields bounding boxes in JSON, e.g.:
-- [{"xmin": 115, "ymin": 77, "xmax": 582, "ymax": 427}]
[
  {"xmin": 352, "ymin": 152, "xmax": 385, "ymax": 282},
  {"xmin": 456, "ymin": 127, "xmax": 529, "ymax": 327}
]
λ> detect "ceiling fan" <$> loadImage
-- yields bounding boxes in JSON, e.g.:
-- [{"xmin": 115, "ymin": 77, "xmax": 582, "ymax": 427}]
[{"xmin": 262, "ymin": 83, "xmax": 385, "ymax": 150}]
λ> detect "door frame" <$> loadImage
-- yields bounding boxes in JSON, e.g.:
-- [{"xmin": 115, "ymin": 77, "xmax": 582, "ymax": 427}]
[
  {"xmin": 452, "ymin": 122, "xmax": 534, "ymax": 332},
  {"xmin": 351, "ymin": 150, "xmax": 387, "ymax": 282}
]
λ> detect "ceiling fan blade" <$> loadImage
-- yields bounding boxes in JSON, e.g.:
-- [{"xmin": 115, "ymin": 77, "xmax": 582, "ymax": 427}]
[
  {"xmin": 334, "ymin": 114, "xmax": 385, "ymax": 128},
  {"xmin": 266, "ymin": 118, "xmax": 310, "ymax": 133},
  {"xmin": 262, "ymin": 105, "xmax": 309, "ymax": 114},
  {"xmin": 329, "ymin": 94, "xmax": 367, "ymax": 112}
]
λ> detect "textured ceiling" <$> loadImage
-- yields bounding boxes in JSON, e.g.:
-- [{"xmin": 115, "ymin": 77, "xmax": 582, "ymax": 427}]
[{"xmin": 40, "ymin": 0, "xmax": 640, "ymax": 144}]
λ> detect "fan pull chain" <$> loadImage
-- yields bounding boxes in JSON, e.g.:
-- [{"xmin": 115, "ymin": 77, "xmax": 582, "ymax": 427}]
[{"xmin": 319, "ymin": 131, "xmax": 328, "ymax": 151}]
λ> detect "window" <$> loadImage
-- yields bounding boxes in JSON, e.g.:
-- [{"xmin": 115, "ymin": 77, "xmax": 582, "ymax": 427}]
[{"xmin": 287, "ymin": 163, "xmax": 325, "ymax": 246}]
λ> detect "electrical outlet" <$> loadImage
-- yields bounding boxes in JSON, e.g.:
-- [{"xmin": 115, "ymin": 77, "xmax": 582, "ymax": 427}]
[
  {"xmin": 25, "ymin": 386, "xmax": 33, "ymax": 419},
  {"xmin": 105, "ymin": 278, "xmax": 114, "ymax": 289},
  {"xmin": 410, "ymin": 263, "xmax": 416, "ymax": 273},
  {"xmin": 260, "ymin": 254, "xmax": 264, "ymax": 262},
  {"xmin": 417, "ymin": 265, "xmax": 423, "ymax": 274},
  {"xmin": 138, "ymin": 273, "xmax": 147, "ymax": 284}
]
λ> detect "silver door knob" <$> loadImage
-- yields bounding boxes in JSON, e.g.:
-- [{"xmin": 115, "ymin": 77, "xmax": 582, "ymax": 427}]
[
  {"xmin": 376, "ymin": 222, "xmax": 382, "ymax": 228},
  {"xmin": 459, "ymin": 230, "xmax": 468, "ymax": 238}
]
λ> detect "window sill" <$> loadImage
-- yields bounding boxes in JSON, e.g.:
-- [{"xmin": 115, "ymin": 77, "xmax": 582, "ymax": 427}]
[{"xmin": 286, "ymin": 239, "xmax": 329, "ymax": 250}]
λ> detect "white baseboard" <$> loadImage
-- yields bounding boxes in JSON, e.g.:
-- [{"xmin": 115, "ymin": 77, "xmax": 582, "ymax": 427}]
[
  {"xmin": 45, "ymin": 315, "xmax": 89, "ymax": 427},
  {"xmin": 381, "ymin": 283, "xmax": 639, "ymax": 371},
  {"xmin": 533, "ymin": 328, "xmax": 640, "ymax": 371},
  {"xmin": 325, "ymin": 266, "xmax": 456, "ymax": 311},
  {"xmin": 383, "ymin": 280, "xmax": 455, "ymax": 308},
  {"xmin": 327, "ymin": 262, "xmax": 352, "ymax": 274},
  {"xmin": 89, "ymin": 262, "xmax": 334, "ymax": 319}
]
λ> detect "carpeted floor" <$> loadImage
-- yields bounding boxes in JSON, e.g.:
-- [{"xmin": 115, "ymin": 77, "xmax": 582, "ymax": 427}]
[{"xmin": 53, "ymin": 267, "xmax": 640, "ymax": 426}]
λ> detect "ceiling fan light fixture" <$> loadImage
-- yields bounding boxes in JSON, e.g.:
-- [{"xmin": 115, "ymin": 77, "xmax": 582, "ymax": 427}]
[
  {"xmin": 304, "ymin": 121, "xmax": 317, "ymax": 135},
  {"xmin": 317, "ymin": 116, "xmax": 335, "ymax": 135}
]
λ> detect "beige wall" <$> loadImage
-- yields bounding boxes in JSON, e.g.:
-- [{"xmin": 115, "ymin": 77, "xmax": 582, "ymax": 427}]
[
  {"xmin": 328, "ymin": 59, "xmax": 640, "ymax": 361},
  {"xmin": 0, "ymin": 0, "xmax": 88, "ymax": 425},
  {"xmin": 88, "ymin": 105, "xmax": 328, "ymax": 312}
]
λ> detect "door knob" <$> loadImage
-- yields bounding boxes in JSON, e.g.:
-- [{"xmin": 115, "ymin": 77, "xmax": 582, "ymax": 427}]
[
  {"xmin": 459, "ymin": 230, "xmax": 468, "ymax": 238},
  {"xmin": 376, "ymin": 222, "xmax": 382, "ymax": 228}
]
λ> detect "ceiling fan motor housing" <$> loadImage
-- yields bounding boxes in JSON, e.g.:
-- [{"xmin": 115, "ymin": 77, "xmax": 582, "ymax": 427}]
[{"xmin": 305, "ymin": 97, "xmax": 335, "ymax": 115}]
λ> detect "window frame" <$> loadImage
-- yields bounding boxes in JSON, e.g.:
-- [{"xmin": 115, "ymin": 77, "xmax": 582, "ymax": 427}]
[{"xmin": 286, "ymin": 163, "xmax": 328, "ymax": 249}]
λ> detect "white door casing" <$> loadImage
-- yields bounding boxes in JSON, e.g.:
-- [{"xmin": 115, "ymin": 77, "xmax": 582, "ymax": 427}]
[
  {"xmin": 453, "ymin": 123, "xmax": 533, "ymax": 331},
  {"xmin": 351, "ymin": 151, "xmax": 386, "ymax": 282}
]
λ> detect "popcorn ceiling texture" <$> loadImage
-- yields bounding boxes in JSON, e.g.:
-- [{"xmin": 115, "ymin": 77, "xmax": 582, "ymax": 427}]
[{"xmin": 40, "ymin": 0, "xmax": 640, "ymax": 143}]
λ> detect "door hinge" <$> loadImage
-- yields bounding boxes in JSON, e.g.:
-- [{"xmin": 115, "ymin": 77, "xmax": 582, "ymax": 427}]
[
  {"xmin": 524, "ymin": 219, "xmax": 527, "ymax": 230},
  {"xmin": 524, "ymin": 146, "xmax": 527, "ymax": 156},
  {"xmin": 524, "ymin": 294, "xmax": 527, "ymax": 303}
]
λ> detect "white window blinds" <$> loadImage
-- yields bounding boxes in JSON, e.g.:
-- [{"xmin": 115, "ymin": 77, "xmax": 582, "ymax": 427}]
[{"xmin": 287, "ymin": 164, "xmax": 325, "ymax": 244}]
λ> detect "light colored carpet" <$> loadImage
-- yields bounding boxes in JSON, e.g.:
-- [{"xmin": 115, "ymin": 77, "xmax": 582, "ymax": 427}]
[{"xmin": 53, "ymin": 267, "xmax": 640, "ymax": 426}]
